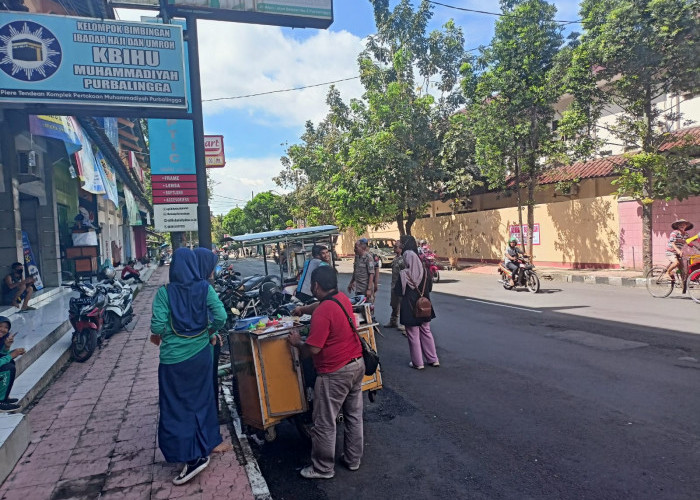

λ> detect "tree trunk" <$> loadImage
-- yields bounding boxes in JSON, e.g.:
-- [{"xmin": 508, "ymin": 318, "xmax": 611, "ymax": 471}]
[
  {"xmin": 527, "ymin": 175, "xmax": 536, "ymax": 258},
  {"xmin": 515, "ymin": 157, "xmax": 525, "ymax": 253},
  {"xmin": 396, "ymin": 212, "xmax": 406, "ymax": 237},
  {"xmin": 405, "ymin": 208, "xmax": 416, "ymax": 236},
  {"xmin": 641, "ymin": 83, "xmax": 654, "ymax": 273}
]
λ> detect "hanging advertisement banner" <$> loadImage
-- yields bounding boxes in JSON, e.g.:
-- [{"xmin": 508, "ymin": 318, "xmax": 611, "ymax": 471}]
[
  {"xmin": 164, "ymin": 0, "xmax": 333, "ymax": 29},
  {"xmin": 0, "ymin": 12, "xmax": 187, "ymax": 109},
  {"xmin": 204, "ymin": 135, "xmax": 225, "ymax": 168},
  {"xmin": 21, "ymin": 231, "xmax": 44, "ymax": 291},
  {"xmin": 71, "ymin": 121, "xmax": 106, "ymax": 195},
  {"xmin": 509, "ymin": 223, "xmax": 541, "ymax": 245},
  {"xmin": 124, "ymin": 187, "xmax": 143, "ymax": 226},
  {"xmin": 29, "ymin": 115, "xmax": 82, "ymax": 155},
  {"xmin": 95, "ymin": 150, "xmax": 119, "ymax": 207}
]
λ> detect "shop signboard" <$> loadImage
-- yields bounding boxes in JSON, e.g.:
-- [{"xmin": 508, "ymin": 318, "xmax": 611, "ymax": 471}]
[
  {"xmin": 509, "ymin": 223, "xmax": 540, "ymax": 245},
  {"xmin": 21, "ymin": 231, "xmax": 44, "ymax": 291},
  {"xmin": 149, "ymin": 118, "xmax": 199, "ymax": 231},
  {"xmin": 164, "ymin": 0, "xmax": 333, "ymax": 29},
  {"xmin": 204, "ymin": 135, "xmax": 225, "ymax": 168},
  {"xmin": 0, "ymin": 12, "xmax": 187, "ymax": 109}
]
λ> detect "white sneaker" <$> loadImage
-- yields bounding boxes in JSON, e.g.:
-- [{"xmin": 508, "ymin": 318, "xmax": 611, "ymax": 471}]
[{"xmin": 409, "ymin": 362, "xmax": 424, "ymax": 370}]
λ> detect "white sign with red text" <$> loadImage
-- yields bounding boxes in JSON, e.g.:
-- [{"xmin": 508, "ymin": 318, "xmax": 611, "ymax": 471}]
[{"xmin": 204, "ymin": 135, "xmax": 225, "ymax": 168}]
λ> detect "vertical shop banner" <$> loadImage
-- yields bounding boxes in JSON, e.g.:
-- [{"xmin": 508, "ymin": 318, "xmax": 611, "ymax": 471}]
[
  {"xmin": 0, "ymin": 12, "xmax": 187, "ymax": 109},
  {"xmin": 148, "ymin": 118, "xmax": 199, "ymax": 231},
  {"xmin": 21, "ymin": 231, "xmax": 44, "ymax": 291},
  {"xmin": 95, "ymin": 150, "xmax": 119, "ymax": 207},
  {"xmin": 509, "ymin": 223, "xmax": 540, "ymax": 245},
  {"xmin": 29, "ymin": 115, "xmax": 82, "ymax": 155},
  {"xmin": 124, "ymin": 187, "xmax": 143, "ymax": 226}
]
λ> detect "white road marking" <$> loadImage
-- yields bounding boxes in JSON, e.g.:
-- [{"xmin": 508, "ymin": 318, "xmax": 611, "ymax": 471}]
[{"xmin": 465, "ymin": 298, "xmax": 542, "ymax": 314}]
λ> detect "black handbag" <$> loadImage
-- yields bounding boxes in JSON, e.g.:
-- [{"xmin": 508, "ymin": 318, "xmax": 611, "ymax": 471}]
[{"xmin": 329, "ymin": 297, "xmax": 380, "ymax": 376}]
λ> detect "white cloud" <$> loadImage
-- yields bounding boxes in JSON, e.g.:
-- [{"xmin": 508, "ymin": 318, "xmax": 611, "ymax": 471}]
[
  {"xmin": 197, "ymin": 21, "xmax": 365, "ymax": 125},
  {"xmin": 207, "ymin": 156, "xmax": 288, "ymax": 215}
]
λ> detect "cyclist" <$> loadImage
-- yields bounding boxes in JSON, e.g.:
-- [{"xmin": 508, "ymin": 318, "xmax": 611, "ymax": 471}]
[{"xmin": 666, "ymin": 219, "xmax": 699, "ymax": 282}]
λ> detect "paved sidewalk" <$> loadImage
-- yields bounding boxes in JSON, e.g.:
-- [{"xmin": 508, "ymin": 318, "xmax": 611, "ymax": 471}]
[
  {"xmin": 0, "ymin": 267, "xmax": 254, "ymax": 500},
  {"xmin": 460, "ymin": 262, "xmax": 646, "ymax": 286}
]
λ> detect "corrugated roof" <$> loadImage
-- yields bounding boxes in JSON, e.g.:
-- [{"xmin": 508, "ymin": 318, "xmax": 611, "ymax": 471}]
[{"xmin": 535, "ymin": 126, "xmax": 700, "ymax": 185}]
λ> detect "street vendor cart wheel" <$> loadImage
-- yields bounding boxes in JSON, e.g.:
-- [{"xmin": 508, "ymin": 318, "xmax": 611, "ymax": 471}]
[{"xmin": 264, "ymin": 426, "xmax": 277, "ymax": 442}]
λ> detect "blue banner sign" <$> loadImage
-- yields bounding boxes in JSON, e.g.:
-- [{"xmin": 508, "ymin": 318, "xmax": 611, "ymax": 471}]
[
  {"xmin": 0, "ymin": 12, "xmax": 187, "ymax": 109},
  {"xmin": 148, "ymin": 119, "xmax": 196, "ymax": 175}
]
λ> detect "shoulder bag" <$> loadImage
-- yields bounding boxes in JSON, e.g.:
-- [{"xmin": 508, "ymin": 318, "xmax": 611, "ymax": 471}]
[
  {"xmin": 408, "ymin": 272, "xmax": 432, "ymax": 319},
  {"xmin": 328, "ymin": 296, "xmax": 380, "ymax": 376}
]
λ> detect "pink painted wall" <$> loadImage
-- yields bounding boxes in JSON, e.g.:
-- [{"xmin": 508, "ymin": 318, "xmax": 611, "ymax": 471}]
[{"xmin": 618, "ymin": 196, "xmax": 700, "ymax": 269}]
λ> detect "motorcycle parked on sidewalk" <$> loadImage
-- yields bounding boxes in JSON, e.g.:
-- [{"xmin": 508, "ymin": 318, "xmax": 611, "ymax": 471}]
[
  {"xmin": 66, "ymin": 281, "xmax": 108, "ymax": 362},
  {"xmin": 102, "ymin": 280, "xmax": 134, "ymax": 338},
  {"xmin": 498, "ymin": 257, "xmax": 540, "ymax": 293}
]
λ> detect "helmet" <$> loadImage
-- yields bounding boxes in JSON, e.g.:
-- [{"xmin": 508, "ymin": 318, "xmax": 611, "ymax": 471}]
[
  {"xmin": 102, "ymin": 267, "xmax": 116, "ymax": 280},
  {"xmin": 509, "ymin": 237, "xmax": 518, "ymax": 244}
]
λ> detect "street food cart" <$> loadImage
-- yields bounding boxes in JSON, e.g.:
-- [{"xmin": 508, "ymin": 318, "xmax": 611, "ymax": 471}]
[
  {"xmin": 227, "ymin": 225, "xmax": 340, "ymax": 283},
  {"xmin": 229, "ymin": 303, "xmax": 382, "ymax": 440}
]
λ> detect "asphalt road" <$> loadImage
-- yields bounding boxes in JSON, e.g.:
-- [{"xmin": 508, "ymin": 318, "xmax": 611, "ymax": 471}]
[{"xmin": 226, "ymin": 258, "xmax": 700, "ymax": 500}]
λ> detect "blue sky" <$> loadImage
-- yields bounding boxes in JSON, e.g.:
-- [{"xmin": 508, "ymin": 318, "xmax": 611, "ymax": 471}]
[{"xmin": 117, "ymin": 0, "xmax": 582, "ymax": 215}]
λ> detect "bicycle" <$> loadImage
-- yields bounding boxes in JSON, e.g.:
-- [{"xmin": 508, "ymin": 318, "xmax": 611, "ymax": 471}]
[{"xmin": 645, "ymin": 233, "xmax": 700, "ymax": 302}]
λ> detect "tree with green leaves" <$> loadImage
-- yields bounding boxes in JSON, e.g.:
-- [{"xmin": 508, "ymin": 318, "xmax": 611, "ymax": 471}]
[
  {"xmin": 281, "ymin": 0, "xmax": 471, "ymax": 236},
  {"xmin": 467, "ymin": 0, "xmax": 564, "ymax": 255},
  {"xmin": 565, "ymin": 0, "xmax": 700, "ymax": 271},
  {"xmin": 243, "ymin": 192, "xmax": 291, "ymax": 232},
  {"xmin": 221, "ymin": 207, "xmax": 249, "ymax": 237}
]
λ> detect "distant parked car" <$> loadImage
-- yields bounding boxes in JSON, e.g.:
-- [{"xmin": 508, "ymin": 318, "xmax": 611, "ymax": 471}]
[{"xmin": 367, "ymin": 238, "xmax": 396, "ymax": 268}]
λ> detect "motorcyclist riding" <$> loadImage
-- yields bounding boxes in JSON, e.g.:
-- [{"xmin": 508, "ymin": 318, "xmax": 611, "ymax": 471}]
[{"xmin": 504, "ymin": 237, "xmax": 529, "ymax": 287}]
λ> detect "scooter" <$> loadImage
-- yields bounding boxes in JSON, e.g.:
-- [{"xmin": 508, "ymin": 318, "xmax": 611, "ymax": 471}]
[
  {"xmin": 66, "ymin": 281, "xmax": 108, "ymax": 362},
  {"xmin": 101, "ymin": 280, "xmax": 134, "ymax": 338},
  {"xmin": 421, "ymin": 249, "xmax": 442, "ymax": 283}
]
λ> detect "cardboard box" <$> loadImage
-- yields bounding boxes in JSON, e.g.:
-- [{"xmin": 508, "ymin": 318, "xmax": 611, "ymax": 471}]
[
  {"xmin": 74, "ymin": 257, "xmax": 97, "ymax": 273},
  {"xmin": 66, "ymin": 246, "xmax": 98, "ymax": 259}
]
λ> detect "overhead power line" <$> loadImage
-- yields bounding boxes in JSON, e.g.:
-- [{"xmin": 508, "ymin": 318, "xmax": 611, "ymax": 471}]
[
  {"xmin": 427, "ymin": 0, "xmax": 582, "ymax": 24},
  {"xmin": 202, "ymin": 76, "xmax": 360, "ymax": 102}
]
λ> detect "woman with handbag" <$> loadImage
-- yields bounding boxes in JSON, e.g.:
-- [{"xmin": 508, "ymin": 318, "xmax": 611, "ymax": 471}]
[{"xmin": 395, "ymin": 236, "xmax": 439, "ymax": 370}]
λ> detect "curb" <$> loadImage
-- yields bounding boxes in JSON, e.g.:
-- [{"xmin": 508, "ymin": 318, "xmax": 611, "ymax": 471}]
[
  {"xmin": 540, "ymin": 272, "xmax": 645, "ymax": 287},
  {"xmin": 222, "ymin": 382, "xmax": 272, "ymax": 500}
]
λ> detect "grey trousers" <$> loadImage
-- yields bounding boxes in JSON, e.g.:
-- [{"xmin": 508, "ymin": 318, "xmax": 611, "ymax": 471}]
[{"xmin": 311, "ymin": 358, "xmax": 365, "ymax": 473}]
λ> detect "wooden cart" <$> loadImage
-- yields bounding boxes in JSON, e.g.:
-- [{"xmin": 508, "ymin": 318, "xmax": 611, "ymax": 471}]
[{"xmin": 228, "ymin": 304, "xmax": 382, "ymax": 440}]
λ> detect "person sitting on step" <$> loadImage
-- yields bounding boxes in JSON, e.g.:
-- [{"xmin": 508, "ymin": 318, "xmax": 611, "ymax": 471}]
[
  {"xmin": 2, "ymin": 262, "xmax": 35, "ymax": 312},
  {"xmin": 0, "ymin": 316, "xmax": 25, "ymax": 412}
]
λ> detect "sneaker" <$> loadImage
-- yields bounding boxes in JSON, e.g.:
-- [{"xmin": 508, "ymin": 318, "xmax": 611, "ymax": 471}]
[
  {"xmin": 340, "ymin": 455, "xmax": 360, "ymax": 471},
  {"xmin": 429, "ymin": 362, "xmax": 440, "ymax": 367},
  {"xmin": 0, "ymin": 402, "xmax": 20, "ymax": 413},
  {"xmin": 4, "ymin": 398, "xmax": 18, "ymax": 404},
  {"xmin": 173, "ymin": 456, "xmax": 210, "ymax": 485},
  {"xmin": 300, "ymin": 465, "xmax": 335, "ymax": 479},
  {"xmin": 409, "ymin": 362, "xmax": 424, "ymax": 370}
]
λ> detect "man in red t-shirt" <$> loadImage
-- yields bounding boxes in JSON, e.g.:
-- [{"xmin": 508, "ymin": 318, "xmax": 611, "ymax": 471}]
[{"xmin": 288, "ymin": 266, "xmax": 364, "ymax": 479}]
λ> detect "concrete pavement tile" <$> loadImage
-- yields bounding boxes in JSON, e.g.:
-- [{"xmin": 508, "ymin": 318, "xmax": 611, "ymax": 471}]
[
  {"xmin": 92, "ymin": 400, "xmax": 128, "ymax": 413},
  {"xmin": 69, "ymin": 443, "xmax": 115, "ymax": 463},
  {"xmin": 91, "ymin": 409, "xmax": 126, "ymax": 422},
  {"xmin": 83, "ymin": 417, "xmax": 123, "ymax": 435},
  {"xmin": 51, "ymin": 476, "xmax": 107, "ymax": 499},
  {"xmin": 49, "ymin": 413, "xmax": 91, "ymax": 430},
  {"xmin": 3, "ymin": 463, "xmax": 64, "ymax": 488},
  {"xmin": 60, "ymin": 457, "xmax": 111, "ymax": 481},
  {"xmin": 62, "ymin": 398, "xmax": 97, "ymax": 410},
  {"xmin": 99, "ymin": 483, "xmax": 151, "ymax": 500},
  {"xmin": 116, "ymin": 425, "xmax": 155, "ymax": 442},
  {"xmin": 32, "ymin": 428, "xmax": 82, "ymax": 454},
  {"xmin": 114, "ymin": 438, "xmax": 153, "ymax": 455},
  {"xmin": 76, "ymin": 429, "xmax": 118, "ymax": 448},
  {"xmin": 19, "ymin": 446, "xmax": 72, "ymax": 468},
  {"xmin": 0, "ymin": 484, "xmax": 54, "ymax": 500},
  {"xmin": 109, "ymin": 451, "xmax": 155, "ymax": 472},
  {"xmin": 103, "ymin": 466, "xmax": 153, "ymax": 490}
]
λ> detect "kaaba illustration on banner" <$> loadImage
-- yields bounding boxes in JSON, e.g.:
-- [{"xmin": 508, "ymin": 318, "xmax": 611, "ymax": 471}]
[{"xmin": 12, "ymin": 37, "xmax": 43, "ymax": 62}]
